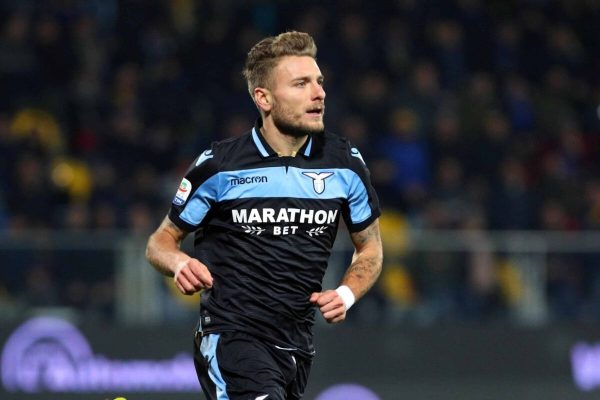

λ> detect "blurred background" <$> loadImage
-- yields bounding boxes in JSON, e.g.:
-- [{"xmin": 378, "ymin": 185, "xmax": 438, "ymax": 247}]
[{"xmin": 0, "ymin": 0, "xmax": 599, "ymax": 399}]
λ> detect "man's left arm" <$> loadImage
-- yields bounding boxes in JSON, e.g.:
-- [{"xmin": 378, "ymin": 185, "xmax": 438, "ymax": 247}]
[{"xmin": 310, "ymin": 219, "xmax": 383, "ymax": 323}]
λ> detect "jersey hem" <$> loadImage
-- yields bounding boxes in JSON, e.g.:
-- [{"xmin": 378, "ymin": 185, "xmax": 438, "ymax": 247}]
[
  {"xmin": 347, "ymin": 209, "xmax": 381, "ymax": 232},
  {"xmin": 168, "ymin": 209, "xmax": 197, "ymax": 232}
]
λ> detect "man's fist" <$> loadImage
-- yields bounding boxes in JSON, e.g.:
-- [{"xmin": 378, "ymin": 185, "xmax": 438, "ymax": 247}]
[
  {"xmin": 309, "ymin": 290, "xmax": 347, "ymax": 324},
  {"xmin": 173, "ymin": 258, "xmax": 213, "ymax": 295}
]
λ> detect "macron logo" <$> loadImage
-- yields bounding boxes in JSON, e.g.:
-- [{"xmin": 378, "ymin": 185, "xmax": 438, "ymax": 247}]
[
  {"xmin": 350, "ymin": 147, "xmax": 365, "ymax": 164},
  {"xmin": 230, "ymin": 176, "xmax": 268, "ymax": 186},
  {"xmin": 195, "ymin": 150, "xmax": 213, "ymax": 166}
]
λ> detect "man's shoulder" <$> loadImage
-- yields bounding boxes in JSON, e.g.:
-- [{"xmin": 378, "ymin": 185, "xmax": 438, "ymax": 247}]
[
  {"xmin": 188, "ymin": 131, "xmax": 253, "ymax": 175},
  {"xmin": 211, "ymin": 131, "xmax": 253, "ymax": 154},
  {"xmin": 319, "ymin": 131, "xmax": 368, "ymax": 168},
  {"xmin": 317, "ymin": 131, "xmax": 347, "ymax": 157},
  {"xmin": 205, "ymin": 131, "xmax": 255, "ymax": 163},
  {"xmin": 322, "ymin": 130, "xmax": 348, "ymax": 147}
]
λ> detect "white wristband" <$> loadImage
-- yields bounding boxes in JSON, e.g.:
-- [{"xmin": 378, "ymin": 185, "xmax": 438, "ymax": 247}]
[{"xmin": 336, "ymin": 285, "xmax": 355, "ymax": 311}]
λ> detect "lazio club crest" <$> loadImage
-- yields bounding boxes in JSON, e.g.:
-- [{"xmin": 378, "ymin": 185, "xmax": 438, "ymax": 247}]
[{"xmin": 302, "ymin": 172, "xmax": 334, "ymax": 194}]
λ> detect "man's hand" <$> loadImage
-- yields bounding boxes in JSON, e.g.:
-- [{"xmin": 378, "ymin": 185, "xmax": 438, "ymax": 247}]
[
  {"xmin": 146, "ymin": 216, "xmax": 213, "ymax": 295},
  {"xmin": 309, "ymin": 290, "xmax": 347, "ymax": 324},
  {"xmin": 174, "ymin": 258, "xmax": 213, "ymax": 295}
]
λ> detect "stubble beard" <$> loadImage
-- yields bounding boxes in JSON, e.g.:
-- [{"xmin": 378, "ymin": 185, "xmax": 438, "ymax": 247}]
[{"xmin": 271, "ymin": 103, "xmax": 325, "ymax": 138}]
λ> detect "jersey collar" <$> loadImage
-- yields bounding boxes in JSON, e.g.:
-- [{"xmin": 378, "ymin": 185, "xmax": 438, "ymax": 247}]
[{"xmin": 252, "ymin": 118, "xmax": 314, "ymax": 159}]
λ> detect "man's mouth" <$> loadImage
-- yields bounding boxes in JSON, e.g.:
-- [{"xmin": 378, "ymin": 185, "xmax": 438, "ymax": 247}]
[{"xmin": 306, "ymin": 106, "xmax": 324, "ymax": 116}]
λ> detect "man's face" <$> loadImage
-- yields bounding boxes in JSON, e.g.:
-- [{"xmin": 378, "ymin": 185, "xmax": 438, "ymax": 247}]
[{"xmin": 268, "ymin": 55, "xmax": 326, "ymax": 138}]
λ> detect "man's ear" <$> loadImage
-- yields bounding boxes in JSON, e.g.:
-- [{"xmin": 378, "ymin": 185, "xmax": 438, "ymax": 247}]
[{"xmin": 254, "ymin": 87, "xmax": 272, "ymax": 113}]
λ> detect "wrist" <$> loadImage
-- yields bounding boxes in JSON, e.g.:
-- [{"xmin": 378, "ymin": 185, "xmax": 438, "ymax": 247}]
[
  {"xmin": 173, "ymin": 259, "xmax": 188, "ymax": 280},
  {"xmin": 335, "ymin": 285, "xmax": 355, "ymax": 311}
]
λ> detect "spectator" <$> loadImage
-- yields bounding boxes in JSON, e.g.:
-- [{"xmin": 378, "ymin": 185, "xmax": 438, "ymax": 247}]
[{"xmin": 0, "ymin": 0, "xmax": 598, "ymax": 324}]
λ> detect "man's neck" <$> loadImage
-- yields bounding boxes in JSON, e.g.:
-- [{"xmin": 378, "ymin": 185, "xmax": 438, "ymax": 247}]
[{"xmin": 260, "ymin": 118, "xmax": 307, "ymax": 157}]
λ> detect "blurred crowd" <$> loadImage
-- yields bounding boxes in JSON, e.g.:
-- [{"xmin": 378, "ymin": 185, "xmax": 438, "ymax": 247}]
[{"xmin": 0, "ymin": 0, "xmax": 599, "ymax": 323}]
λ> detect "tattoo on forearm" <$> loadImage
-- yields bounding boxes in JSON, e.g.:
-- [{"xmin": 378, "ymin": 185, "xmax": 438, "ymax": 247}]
[
  {"xmin": 345, "ymin": 220, "xmax": 383, "ymax": 299},
  {"xmin": 345, "ymin": 256, "xmax": 382, "ymax": 298},
  {"xmin": 351, "ymin": 222, "xmax": 380, "ymax": 246}
]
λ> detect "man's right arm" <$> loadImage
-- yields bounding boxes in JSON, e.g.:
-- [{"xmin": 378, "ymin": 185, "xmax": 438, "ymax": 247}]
[{"xmin": 146, "ymin": 215, "xmax": 213, "ymax": 295}]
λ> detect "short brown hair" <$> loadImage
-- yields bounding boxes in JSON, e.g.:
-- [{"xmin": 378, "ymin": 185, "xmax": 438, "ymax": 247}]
[{"xmin": 242, "ymin": 31, "xmax": 317, "ymax": 96}]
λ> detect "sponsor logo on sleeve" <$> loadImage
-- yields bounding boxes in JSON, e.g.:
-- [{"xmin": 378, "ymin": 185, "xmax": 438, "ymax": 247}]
[{"xmin": 173, "ymin": 178, "xmax": 192, "ymax": 206}]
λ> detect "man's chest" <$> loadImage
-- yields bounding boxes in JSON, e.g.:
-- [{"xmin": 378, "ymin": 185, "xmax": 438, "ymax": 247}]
[
  {"xmin": 210, "ymin": 165, "xmax": 351, "ymax": 238},
  {"xmin": 218, "ymin": 165, "xmax": 350, "ymax": 200}
]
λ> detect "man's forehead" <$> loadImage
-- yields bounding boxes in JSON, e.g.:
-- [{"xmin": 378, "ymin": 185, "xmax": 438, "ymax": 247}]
[{"xmin": 274, "ymin": 55, "xmax": 322, "ymax": 79}]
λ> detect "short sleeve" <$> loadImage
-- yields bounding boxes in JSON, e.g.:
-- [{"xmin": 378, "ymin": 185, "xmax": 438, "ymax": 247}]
[
  {"xmin": 168, "ymin": 146, "xmax": 220, "ymax": 232},
  {"xmin": 342, "ymin": 143, "xmax": 381, "ymax": 232}
]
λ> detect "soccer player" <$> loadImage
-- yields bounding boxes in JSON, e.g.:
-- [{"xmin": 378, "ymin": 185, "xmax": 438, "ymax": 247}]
[{"xmin": 146, "ymin": 31, "xmax": 383, "ymax": 400}]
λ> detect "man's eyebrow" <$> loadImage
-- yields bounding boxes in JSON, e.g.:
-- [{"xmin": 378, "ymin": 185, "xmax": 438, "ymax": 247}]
[{"xmin": 291, "ymin": 75, "xmax": 325, "ymax": 82}]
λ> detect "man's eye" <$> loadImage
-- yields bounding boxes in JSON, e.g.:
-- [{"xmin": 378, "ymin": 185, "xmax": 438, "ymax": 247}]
[{"xmin": 295, "ymin": 81, "xmax": 306, "ymax": 87}]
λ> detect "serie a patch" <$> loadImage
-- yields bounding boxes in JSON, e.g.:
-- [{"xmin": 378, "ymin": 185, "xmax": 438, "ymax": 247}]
[{"xmin": 173, "ymin": 178, "xmax": 192, "ymax": 205}]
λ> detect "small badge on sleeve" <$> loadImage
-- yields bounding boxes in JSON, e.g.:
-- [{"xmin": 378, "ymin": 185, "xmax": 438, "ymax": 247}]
[{"xmin": 173, "ymin": 178, "xmax": 192, "ymax": 205}]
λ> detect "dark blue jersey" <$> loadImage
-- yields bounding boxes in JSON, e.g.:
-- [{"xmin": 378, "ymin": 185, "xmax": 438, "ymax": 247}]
[{"xmin": 168, "ymin": 118, "xmax": 380, "ymax": 357}]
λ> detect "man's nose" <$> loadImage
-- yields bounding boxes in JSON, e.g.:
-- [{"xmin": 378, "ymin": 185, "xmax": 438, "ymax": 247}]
[{"xmin": 312, "ymin": 82, "xmax": 326, "ymax": 100}]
